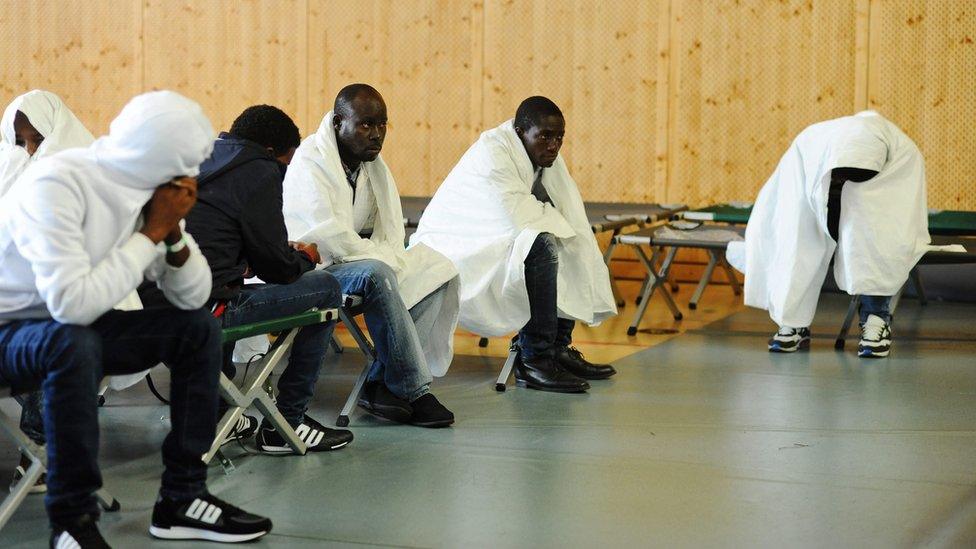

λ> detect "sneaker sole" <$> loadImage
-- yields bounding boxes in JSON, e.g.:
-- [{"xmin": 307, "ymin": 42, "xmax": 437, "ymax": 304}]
[
  {"xmin": 858, "ymin": 347, "xmax": 891, "ymax": 358},
  {"xmin": 357, "ymin": 402, "xmax": 412, "ymax": 424},
  {"xmin": 514, "ymin": 379, "xmax": 589, "ymax": 393},
  {"xmin": 768, "ymin": 338, "xmax": 811, "ymax": 353},
  {"xmin": 259, "ymin": 439, "xmax": 351, "ymax": 454},
  {"xmin": 149, "ymin": 525, "xmax": 269, "ymax": 543}
]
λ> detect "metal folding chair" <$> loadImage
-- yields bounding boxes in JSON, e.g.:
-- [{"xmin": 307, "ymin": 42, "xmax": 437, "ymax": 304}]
[
  {"xmin": 493, "ymin": 338, "xmax": 521, "ymax": 392},
  {"xmin": 0, "ymin": 391, "xmax": 119, "ymax": 531},
  {"xmin": 203, "ymin": 308, "xmax": 336, "ymax": 472}
]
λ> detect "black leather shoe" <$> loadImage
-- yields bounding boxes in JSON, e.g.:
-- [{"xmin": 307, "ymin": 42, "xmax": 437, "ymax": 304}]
[
  {"xmin": 410, "ymin": 393, "xmax": 454, "ymax": 428},
  {"xmin": 555, "ymin": 346, "xmax": 617, "ymax": 380},
  {"xmin": 358, "ymin": 381, "xmax": 413, "ymax": 423},
  {"xmin": 514, "ymin": 356, "xmax": 589, "ymax": 393}
]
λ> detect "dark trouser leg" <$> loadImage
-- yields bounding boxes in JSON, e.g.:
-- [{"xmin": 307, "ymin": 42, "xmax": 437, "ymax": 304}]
[
  {"xmin": 827, "ymin": 178, "xmax": 844, "ymax": 243},
  {"xmin": 554, "ymin": 319, "xmax": 575, "ymax": 349},
  {"xmin": 219, "ymin": 270, "xmax": 341, "ymax": 427},
  {"xmin": 859, "ymin": 295, "xmax": 892, "ymax": 323},
  {"xmin": 17, "ymin": 390, "xmax": 45, "ymax": 446},
  {"xmin": 91, "ymin": 308, "xmax": 222, "ymax": 501},
  {"xmin": 518, "ymin": 233, "xmax": 560, "ymax": 360},
  {"xmin": 0, "ymin": 320, "xmax": 103, "ymax": 524}
]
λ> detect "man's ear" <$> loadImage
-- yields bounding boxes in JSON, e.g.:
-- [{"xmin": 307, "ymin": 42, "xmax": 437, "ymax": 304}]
[
  {"xmin": 514, "ymin": 125, "xmax": 523, "ymax": 137},
  {"xmin": 332, "ymin": 113, "xmax": 342, "ymax": 130}
]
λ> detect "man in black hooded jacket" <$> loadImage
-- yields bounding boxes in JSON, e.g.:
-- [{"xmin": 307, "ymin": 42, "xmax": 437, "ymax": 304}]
[{"xmin": 186, "ymin": 105, "xmax": 351, "ymax": 453}]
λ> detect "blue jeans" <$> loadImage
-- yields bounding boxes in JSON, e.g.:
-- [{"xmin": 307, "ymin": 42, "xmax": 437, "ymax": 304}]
[
  {"xmin": 0, "ymin": 308, "xmax": 221, "ymax": 523},
  {"xmin": 518, "ymin": 233, "xmax": 576, "ymax": 360},
  {"xmin": 859, "ymin": 295, "xmax": 891, "ymax": 323},
  {"xmin": 326, "ymin": 260, "xmax": 435, "ymax": 402},
  {"xmin": 17, "ymin": 390, "xmax": 44, "ymax": 445},
  {"xmin": 218, "ymin": 269, "xmax": 341, "ymax": 427}
]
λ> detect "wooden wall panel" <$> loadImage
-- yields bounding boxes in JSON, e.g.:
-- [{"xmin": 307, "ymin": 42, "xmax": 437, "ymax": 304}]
[
  {"xmin": 143, "ymin": 0, "xmax": 309, "ymax": 138},
  {"xmin": 0, "ymin": 0, "xmax": 142, "ymax": 135},
  {"xmin": 867, "ymin": 0, "xmax": 976, "ymax": 209},
  {"xmin": 668, "ymin": 0, "xmax": 858, "ymax": 206},
  {"xmin": 483, "ymin": 0, "xmax": 667, "ymax": 203},
  {"xmin": 307, "ymin": 0, "xmax": 482, "ymax": 196}
]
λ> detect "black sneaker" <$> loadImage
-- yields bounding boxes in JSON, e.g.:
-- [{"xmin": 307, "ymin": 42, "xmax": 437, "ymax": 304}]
[
  {"xmin": 257, "ymin": 415, "xmax": 353, "ymax": 454},
  {"xmin": 858, "ymin": 314, "xmax": 891, "ymax": 358},
  {"xmin": 12, "ymin": 453, "xmax": 46, "ymax": 494},
  {"xmin": 357, "ymin": 381, "xmax": 413, "ymax": 423},
  {"xmin": 50, "ymin": 513, "xmax": 110, "ymax": 549},
  {"xmin": 220, "ymin": 414, "xmax": 258, "ymax": 446},
  {"xmin": 409, "ymin": 393, "xmax": 454, "ymax": 428},
  {"xmin": 768, "ymin": 326, "xmax": 811, "ymax": 353},
  {"xmin": 149, "ymin": 492, "xmax": 271, "ymax": 543}
]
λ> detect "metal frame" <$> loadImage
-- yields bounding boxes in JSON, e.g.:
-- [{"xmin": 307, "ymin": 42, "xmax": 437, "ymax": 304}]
[
  {"xmin": 493, "ymin": 339, "xmax": 521, "ymax": 392},
  {"xmin": 626, "ymin": 245, "xmax": 683, "ymax": 335},
  {"xmin": 688, "ymin": 250, "xmax": 742, "ymax": 310},
  {"xmin": 335, "ymin": 295, "xmax": 378, "ymax": 428},
  {"xmin": 834, "ymin": 268, "xmax": 925, "ymax": 350}
]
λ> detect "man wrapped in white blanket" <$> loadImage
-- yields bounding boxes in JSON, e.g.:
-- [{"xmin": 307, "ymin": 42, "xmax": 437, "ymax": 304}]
[
  {"xmin": 412, "ymin": 96, "xmax": 617, "ymax": 394},
  {"xmin": 728, "ymin": 111, "xmax": 930, "ymax": 358},
  {"xmin": 283, "ymin": 84, "xmax": 459, "ymax": 428}
]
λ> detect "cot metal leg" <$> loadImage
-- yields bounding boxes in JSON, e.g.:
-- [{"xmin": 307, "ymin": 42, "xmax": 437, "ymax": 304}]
[
  {"xmin": 604, "ymin": 229, "xmax": 626, "ymax": 307},
  {"xmin": 720, "ymin": 253, "xmax": 742, "ymax": 296},
  {"xmin": 910, "ymin": 267, "xmax": 927, "ymax": 306},
  {"xmin": 835, "ymin": 295, "xmax": 861, "ymax": 350},
  {"xmin": 628, "ymin": 245, "xmax": 681, "ymax": 335},
  {"xmin": 495, "ymin": 346, "xmax": 520, "ymax": 392},
  {"xmin": 635, "ymin": 275, "xmax": 650, "ymax": 305},
  {"xmin": 689, "ymin": 251, "xmax": 719, "ymax": 310},
  {"xmin": 330, "ymin": 333, "xmax": 344, "ymax": 354},
  {"xmin": 478, "ymin": 337, "xmax": 489, "ymax": 348},
  {"xmin": 204, "ymin": 329, "xmax": 307, "ymax": 468},
  {"xmin": 336, "ymin": 307, "xmax": 376, "ymax": 428}
]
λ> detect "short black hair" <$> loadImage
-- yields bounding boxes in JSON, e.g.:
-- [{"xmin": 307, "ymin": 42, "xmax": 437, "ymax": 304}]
[
  {"xmin": 334, "ymin": 83, "xmax": 383, "ymax": 116},
  {"xmin": 229, "ymin": 105, "xmax": 301, "ymax": 156},
  {"xmin": 514, "ymin": 96, "xmax": 563, "ymax": 130}
]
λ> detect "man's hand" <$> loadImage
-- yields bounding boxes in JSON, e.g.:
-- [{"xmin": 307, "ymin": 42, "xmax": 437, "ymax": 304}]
[
  {"xmin": 139, "ymin": 177, "xmax": 198, "ymax": 244},
  {"xmin": 291, "ymin": 241, "xmax": 322, "ymax": 264}
]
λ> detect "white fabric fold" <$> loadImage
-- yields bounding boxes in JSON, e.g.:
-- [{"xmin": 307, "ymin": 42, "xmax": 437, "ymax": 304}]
[
  {"xmin": 411, "ymin": 119, "xmax": 617, "ymax": 336},
  {"xmin": 282, "ymin": 111, "xmax": 459, "ymax": 376},
  {"xmin": 740, "ymin": 111, "xmax": 930, "ymax": 327}
]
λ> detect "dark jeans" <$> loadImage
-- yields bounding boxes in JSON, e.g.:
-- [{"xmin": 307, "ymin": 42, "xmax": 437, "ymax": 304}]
[
  {"xmin": 17, "ymin": 390, "xmax": 45, "ymax": 446},
  {"xmin": 219, "ymin": 269, "xmax": 341, "ymax": 427},
  {"xmin": 827, "ymin": 177, "xmax": 891, "ymax": 324},
  {"xmin": 518, "ymin": 233, "xmax": 576, "ymax": 360},
  {"xmin": 0, "ymin": 308, "xmax": 221, "ymax": 523}
]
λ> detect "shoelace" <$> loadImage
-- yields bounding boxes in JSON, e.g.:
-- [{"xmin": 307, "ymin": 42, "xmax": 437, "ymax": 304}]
[
  {"xmin": 862, "ymin": 321, "xmax": 885, "ymax": 341},
  {"xmin": 566, "ymin": 346, "xmax": 585, "ymax": 360},
  {"xmin": 777, "ymin": 327, "xmax": 797, "ymax": 337}
]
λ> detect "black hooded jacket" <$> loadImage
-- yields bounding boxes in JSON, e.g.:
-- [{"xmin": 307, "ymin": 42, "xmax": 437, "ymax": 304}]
[{"xmin": 186, "ymin": 132, "xmax": 314, "ymax": 301}]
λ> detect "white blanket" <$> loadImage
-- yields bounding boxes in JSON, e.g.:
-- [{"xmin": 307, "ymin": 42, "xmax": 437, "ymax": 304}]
[
  {"xmin": 411, "ymin": 119, "xmax": 617, "ymax": 336},
  {"xmin": 729, "ymin": 111, "xmax": 930, "ymax": 327},
  {"xmin": 282, "ymin": 111, "xmax": 459, "ymax": 376}
]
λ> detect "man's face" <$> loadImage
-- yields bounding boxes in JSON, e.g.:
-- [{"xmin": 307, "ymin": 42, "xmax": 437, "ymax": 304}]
[
  {"xmin": 516, "ymin": 114, "xmax": 565, "ymax": 169},
  {"xmin": 274, "ymin": 146, "xmax": 297, "ymax": 166},
  {"xmin": 333, "ymin": 94, "xmax": 388, "ymax": 162},
  {"xmin": 14, "ymin": 111, "xmax": 44, "ymax": 156}
]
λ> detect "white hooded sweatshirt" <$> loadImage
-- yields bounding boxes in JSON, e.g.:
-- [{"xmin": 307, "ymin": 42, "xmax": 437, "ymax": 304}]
[
  {"xmin": 0, "ymin": 90, "xmax": 95, "ymax": 197},
  {"xmin": 410, "ymin": 120, "xmax": 617, "ymax": 337},
  {"xmin": 282, "ymin": 111, "xmax": 459, "ymax": 376},
  {"xmin": 0, "ymin": 91, "xmax": 215, "ymax": 327},
  {"xmin": 730, "ymin": 111, "xmax": 929, "ymax": 328}
]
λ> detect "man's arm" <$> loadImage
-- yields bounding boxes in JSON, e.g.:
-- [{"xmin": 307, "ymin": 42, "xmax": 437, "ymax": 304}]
[
  {"xmin": 240, "ymin": 177, "xmax": 315, "ymax": 284},
  {"xmin": 14, "ymin": 178, "xmax": 158, "ymax": 325},
  {"xmin": 145, "ymin": 225, "xmax": 212, "ymax": 310}
]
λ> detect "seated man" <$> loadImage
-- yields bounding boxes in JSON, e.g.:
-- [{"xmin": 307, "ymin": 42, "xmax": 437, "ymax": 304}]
[
  {"xmin": 412, "ymin": 96, "xmax": 617, "ymax": 393},
  {"xmin": 0, "ymin": 91, "xmax": 272, "ymax": 546},
  {"xmin": 185, "ymin": 104, "xmax": 352, "ymax": 452},
  {"xmin": 282, "ymin": 84, "xmax": 459, "ymax": 428},
  {"xmin": 733, "ymin": 111, "xmax": 929, "ymax": 357},
  {"xmin": 0, "ymin": 90, "xmax": 95, "ymax": 494}
]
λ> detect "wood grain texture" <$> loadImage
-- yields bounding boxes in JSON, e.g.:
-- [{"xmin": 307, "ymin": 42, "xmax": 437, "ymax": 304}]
[
  {"xmin": 0, "ymin": 0, "xmax": 142, "ymax": 135},
  {"xmin": 143, "ymin": 0, "xmax": 309, "ymax": 137},
  {"xmin": 867, "ymin": 0, "xmax": 975, "ymax": 208}
]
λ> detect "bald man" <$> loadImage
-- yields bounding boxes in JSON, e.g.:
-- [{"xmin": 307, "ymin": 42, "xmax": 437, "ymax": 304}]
[
  {"xmin": 413, "ymin": 97, "xmax": 617, "ymax": 394},
  {"xmin": 282, "ymin": 84, "xmax": 459, "ymax": 428}
]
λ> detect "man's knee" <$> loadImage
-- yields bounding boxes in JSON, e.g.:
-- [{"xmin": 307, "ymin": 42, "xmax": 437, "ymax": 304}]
[
  {"xmin": 527, "ymin": 232, "xmax": 559, "ymax": 264},
  {"xmin": 299, "ymin": 269, "xmax": 342, "ymax": 307},
  {"xmin": 47, "ymin": 324, "xmax": 102, "ymax": 368},
  {"xmin": 363, "ymin": 260, "xmax": 399, "ymax": 296},
  {"xmin": 175, "ymin": 308, "xmax": 222, "ymax": 349}
]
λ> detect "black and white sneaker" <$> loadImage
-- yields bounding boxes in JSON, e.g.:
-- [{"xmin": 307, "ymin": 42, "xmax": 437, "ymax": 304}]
[
  {"xmin": 50, "ymin": 514, "xmax": 110, "ymax": 549},
  {"xmin": 257, "ymin": 415, "xmax": 353, "ymax": 454},
  {"xmin": 220, "ymin": 414, "xmax": 258, "ymax": 446},
  {"xmin": 858, "ymin": 314, "xmax": 891, "ymax": 358},
  {"xmin": 768, "ymin": 326, "xmax": 811, "ymax": 353},
  {"xmin": 149, "ymin": 492, "xmax": 271, "ymax": 543}
]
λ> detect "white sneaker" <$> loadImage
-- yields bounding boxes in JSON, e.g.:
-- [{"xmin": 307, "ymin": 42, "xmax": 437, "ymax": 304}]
[
  {"xmin": 768, "ymin": 326, "xmax": 811, "ymax": 353},
  {"xmin": 220, "ymin": 414, "xmax": 258, "ymax": 446},
  {"xmin": 858, "ymin": 314, "xmax": 891, "ymax": 358}
]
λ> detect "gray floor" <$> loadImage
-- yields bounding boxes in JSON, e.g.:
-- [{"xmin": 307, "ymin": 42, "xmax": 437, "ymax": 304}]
[{"xmin": 2, "ymin": 294, "xmax": 975, "ymax": 548}]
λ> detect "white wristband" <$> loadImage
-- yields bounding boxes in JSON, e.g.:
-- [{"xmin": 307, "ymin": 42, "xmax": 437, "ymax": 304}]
[{"xmin": 165, "ymin": 235, "xmax": 188, "ymax": 254}]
